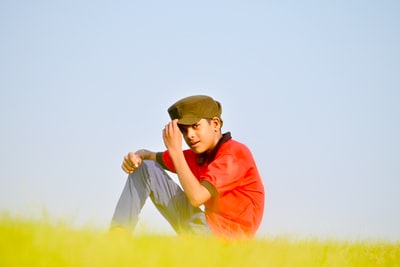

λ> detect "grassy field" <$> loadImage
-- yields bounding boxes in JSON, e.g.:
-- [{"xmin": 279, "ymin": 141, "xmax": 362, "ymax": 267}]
[{"xmin": 1, "ymin": 214, "xmax": 399, "ymax": 267}]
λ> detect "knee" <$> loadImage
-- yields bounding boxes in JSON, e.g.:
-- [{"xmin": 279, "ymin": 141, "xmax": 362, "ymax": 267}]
[
  {"xmin": 128, "ymin": 160, "xmax": 158, "ymax": 178},
  {"xmin": 140, "ymin": 160, "xmax": 162, "ymax": 171}
]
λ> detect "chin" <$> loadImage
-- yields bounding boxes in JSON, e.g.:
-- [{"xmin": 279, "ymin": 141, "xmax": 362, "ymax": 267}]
[{"xmin": 190, "ymin": 146, "xmax": 205, "ymax": 154}]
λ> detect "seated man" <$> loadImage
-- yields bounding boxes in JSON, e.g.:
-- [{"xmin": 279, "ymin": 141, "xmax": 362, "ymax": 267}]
[{"xmin": 111, "ymin": 95, "xmax": 265, "ymax": 239}]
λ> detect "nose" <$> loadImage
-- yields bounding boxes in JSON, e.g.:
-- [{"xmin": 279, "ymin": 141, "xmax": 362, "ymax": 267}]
[{"xmin": 186, "ymin": 127, "xmax": 195, "ymax": 138}]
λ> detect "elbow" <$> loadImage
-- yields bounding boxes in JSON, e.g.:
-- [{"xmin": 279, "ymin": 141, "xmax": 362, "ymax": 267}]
[
  {"xmin": 185, "ymin": 185, "xmax": 211, "ymax": 207},
  {"xmin": 189, "ymin": 197, "xmax": 204, "ymax": 208},
  {"xmin": 188, "ymin": 191, "xmax": 210, "ymax": 207}
]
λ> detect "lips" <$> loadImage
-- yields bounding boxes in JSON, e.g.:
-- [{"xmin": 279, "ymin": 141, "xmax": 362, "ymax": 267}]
[{"xmin": 190, "ymin": 141, "xmax": 200, "ymax": 147}]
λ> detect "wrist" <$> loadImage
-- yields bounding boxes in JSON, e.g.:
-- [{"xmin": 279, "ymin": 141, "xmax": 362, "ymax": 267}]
[
  {"xmin": 135, "ymin": 149, "xmax": 156, "ymax": 161},
  {"xmin": 135, "ymin": 149, "xmax": 146, "ymax": 160},
  {"xmin": 169, "ymin": 149, "xmax": 185, "ymax": 164}
]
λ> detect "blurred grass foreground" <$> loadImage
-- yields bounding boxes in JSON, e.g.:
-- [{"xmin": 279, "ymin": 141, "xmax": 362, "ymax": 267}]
[{"xmin": 1, "ymin": 213, "xmax": 399, "ymax": 267}]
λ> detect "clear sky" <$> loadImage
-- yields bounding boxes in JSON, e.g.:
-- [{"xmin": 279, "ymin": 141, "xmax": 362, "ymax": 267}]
[{"xmin": 1, "ymin": 0, "xmax": 399, "ymax": 241}]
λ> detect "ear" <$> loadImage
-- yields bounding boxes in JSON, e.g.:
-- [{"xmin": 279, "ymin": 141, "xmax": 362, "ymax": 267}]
[{"xmin": 211, "ymin": 117, "xmax": 222, "ymax": 131}]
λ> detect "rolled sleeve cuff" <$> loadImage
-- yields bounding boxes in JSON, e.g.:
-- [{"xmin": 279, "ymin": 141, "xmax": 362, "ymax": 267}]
[{"xmin": 200, "ymin": 180, "xmax": 218, "ymax": 197}]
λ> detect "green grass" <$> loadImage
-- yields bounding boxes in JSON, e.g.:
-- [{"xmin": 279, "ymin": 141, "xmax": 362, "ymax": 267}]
[{"xmin": 1, "ymin": 213, "xmax": 399, "ymax": 267}]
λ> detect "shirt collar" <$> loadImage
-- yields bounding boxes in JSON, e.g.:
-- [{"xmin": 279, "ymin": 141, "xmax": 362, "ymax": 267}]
[{"xmin": 198, "ymin": 132, "xmax": 232, "ymax": 166}]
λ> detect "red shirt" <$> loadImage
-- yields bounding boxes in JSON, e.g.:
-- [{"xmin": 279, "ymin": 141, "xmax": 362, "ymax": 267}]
[{"xmin": 157, "ymin": 132, "xmax": 265, "ymax": 238}]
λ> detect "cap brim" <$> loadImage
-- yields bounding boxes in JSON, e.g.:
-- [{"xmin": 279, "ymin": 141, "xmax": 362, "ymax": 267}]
[{"xmin": 177, "ymin": 117, "xmax": 201, "ymax": 125}]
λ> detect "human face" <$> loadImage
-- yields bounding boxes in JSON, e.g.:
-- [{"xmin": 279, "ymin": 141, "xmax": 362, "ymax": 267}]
[{"xmin": 178, "ymin": 118, "xmax": 221, "ymax": 154}]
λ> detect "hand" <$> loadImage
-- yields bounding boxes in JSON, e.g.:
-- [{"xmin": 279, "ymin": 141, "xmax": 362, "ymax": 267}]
[
  {"xmin": 163, "ymin": 119, "xmax": 182, "ymax": 153},
  {"xmin": 121, "ymin": 152, "xmax": 142, "ymax": 174}
]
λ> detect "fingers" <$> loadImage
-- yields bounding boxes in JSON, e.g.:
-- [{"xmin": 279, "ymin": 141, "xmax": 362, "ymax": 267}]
[
  {"xmin": 162, "ymin": 122, "xmax": 170, "ymax": 141},
  {"xmin": 163, "ymin": 119, "xmax": 179, "ymax": 138},
  {"xmin": 121, "ymin": 152, "xmax": 142, "ymax": 174},
  {"xmin": 121, "ymin": 158, "xmax": 133, "ymax": 174},
  {"xmin": 162, "ymin": 120, "xmax": 182, "ymax": 152}
]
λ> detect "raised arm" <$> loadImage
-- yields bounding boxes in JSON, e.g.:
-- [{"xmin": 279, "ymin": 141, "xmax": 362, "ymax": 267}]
[{"xmin": 163, "ymin": 119, "xmax": 211, "ymax": 207}]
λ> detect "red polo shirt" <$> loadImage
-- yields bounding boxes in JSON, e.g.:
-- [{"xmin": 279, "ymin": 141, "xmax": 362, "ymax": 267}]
[{"xmin": 157, "ymin": 132, "xmax": 265, "ymax": 238}]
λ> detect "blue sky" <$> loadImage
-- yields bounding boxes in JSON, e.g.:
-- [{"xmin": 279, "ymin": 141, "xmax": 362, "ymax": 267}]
[{"xmin": 1, "ymin": 0, "xmax": 399, "ymax": 240}]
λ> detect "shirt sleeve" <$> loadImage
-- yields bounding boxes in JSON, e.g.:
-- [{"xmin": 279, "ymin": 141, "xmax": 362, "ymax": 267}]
[
  {"xmin": 200, "ymin": 180, "xmax": 218, "ymax": 197},
  {"xmin": 155, "ymin": 151, "xmax": 176, "ymax": 172}
]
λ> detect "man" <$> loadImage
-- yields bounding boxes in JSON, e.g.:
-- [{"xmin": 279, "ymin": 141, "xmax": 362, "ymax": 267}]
[{"xmin": 111, "ymin": 95, "xmax": 264, "ymax": 239}]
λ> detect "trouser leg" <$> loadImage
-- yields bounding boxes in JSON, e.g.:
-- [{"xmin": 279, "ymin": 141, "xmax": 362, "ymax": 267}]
[{"xmin": 111, "ymin": 160, "xmax": 209, "ymax": 235}]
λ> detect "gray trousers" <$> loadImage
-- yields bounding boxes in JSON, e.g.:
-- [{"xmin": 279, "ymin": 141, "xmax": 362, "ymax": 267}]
[{"xmin": 111, "ymin": 160, "xmax": 209, "ymax": 235}]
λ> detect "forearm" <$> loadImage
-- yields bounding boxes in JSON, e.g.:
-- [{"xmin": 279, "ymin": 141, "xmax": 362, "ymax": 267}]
[
  {"xmin": 170, "ymin": 151, "xmax": 211, "ymax": 207},
  {"xmin": 135, "ymin": 149, "xmax": 157, "ymax": 161}
]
